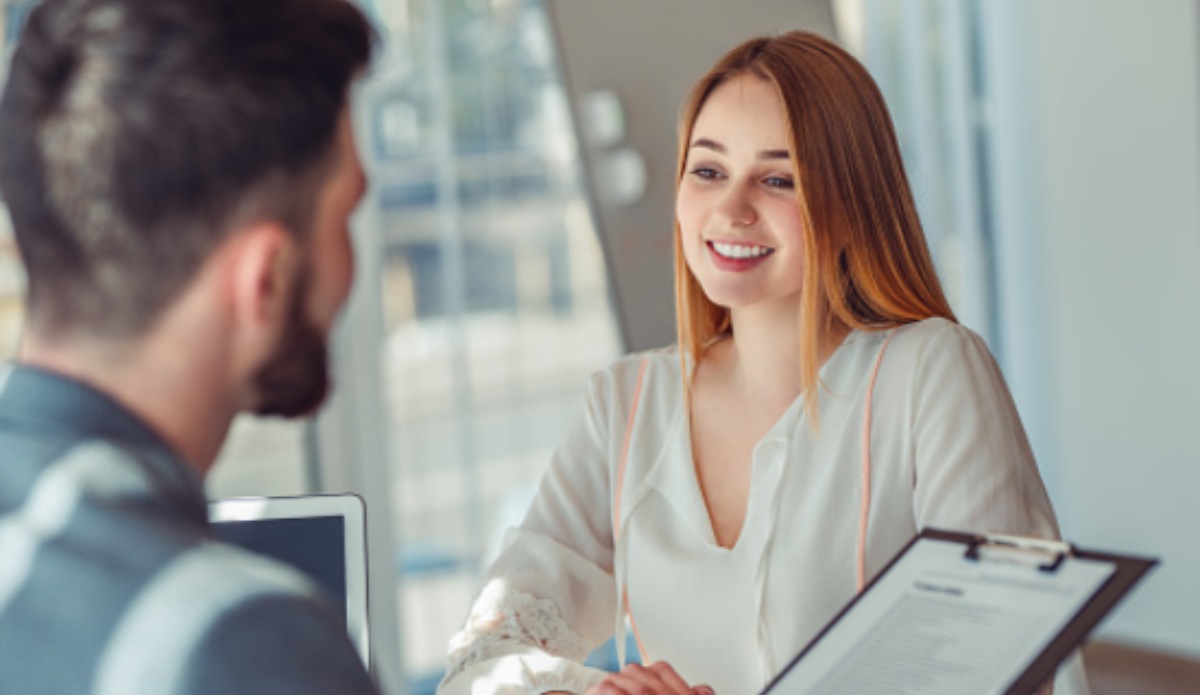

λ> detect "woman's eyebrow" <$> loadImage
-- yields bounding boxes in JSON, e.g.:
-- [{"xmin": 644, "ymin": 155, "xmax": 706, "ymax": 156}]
[{"xmin": 689, "ymin": 138, "xmax": 790, "ymax": 161}]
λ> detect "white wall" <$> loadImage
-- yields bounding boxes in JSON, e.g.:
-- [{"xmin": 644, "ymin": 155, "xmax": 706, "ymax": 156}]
[{"xmin": 1014, "ymin": 0, "xmax": 1200, "ymax": 657}]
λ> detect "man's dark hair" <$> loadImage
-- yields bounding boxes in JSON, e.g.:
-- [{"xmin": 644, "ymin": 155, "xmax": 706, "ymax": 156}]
[{"xmin": 0, "ymin": 0, "xmax": 373, "ymax": 337}]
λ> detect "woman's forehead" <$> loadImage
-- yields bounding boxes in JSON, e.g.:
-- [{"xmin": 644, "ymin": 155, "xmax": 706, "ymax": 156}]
[{"xmin": 692, "ymin": 75, "xmax": 790, "ymax": 154}]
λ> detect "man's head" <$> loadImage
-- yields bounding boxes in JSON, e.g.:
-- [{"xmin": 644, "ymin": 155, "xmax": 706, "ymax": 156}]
[
  {"xmin": 0, "ymin": 0, "xmax": 373, "ymax": 416},
  {"xmin": 250, "ymin": 107, "xmax": 366, "ymax": 417}
]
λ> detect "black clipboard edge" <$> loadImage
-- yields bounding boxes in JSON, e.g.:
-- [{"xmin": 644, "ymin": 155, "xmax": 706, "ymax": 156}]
[
  {"xmin": 1001, "ymin": 543, "xmax": 1157, "ymax": 695},
  {"xmin": 759, "ymin": 528, "xmax": 1158, "ymax": 695}
]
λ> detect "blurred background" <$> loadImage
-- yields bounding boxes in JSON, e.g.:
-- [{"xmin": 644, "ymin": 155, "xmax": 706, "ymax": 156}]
[{"xmin": 2, "ymin": 0, "xmax": 1198, "ymax": 693}]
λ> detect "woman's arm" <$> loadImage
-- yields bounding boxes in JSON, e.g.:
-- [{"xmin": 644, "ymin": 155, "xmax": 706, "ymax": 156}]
[{"xmin": 438, "ymin": 370, "xmax": 627, "ymax": 694}]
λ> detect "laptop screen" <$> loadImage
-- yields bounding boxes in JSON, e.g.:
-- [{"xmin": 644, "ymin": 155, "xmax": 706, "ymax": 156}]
[
  {"xmin": 208, "ymin": 495, "xmax": 369, "ymax": 668},
  {"xmin": 210, "ymin": 515, "xmax": 348, "ymax": 629}
]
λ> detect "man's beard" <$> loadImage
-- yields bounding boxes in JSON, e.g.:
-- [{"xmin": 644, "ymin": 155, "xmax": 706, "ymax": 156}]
[{"xmin": 251, "ymin": 277, "xmax": 332, "ymax": 418}]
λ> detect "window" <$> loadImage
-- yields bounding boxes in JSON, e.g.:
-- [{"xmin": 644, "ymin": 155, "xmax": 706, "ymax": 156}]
[{"xmin": 342, "ymin": 0, "xmax": 623, "ymax": 690}]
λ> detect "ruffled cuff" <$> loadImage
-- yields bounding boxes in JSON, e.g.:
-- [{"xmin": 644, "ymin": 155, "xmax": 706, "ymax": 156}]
[
  {"xmin": 438, "ymin": 648, "xmax": 605, "ymax": 694},
  {"xmin": 439, "ymin": 584, "xmax": 606, "ymax": 694}
]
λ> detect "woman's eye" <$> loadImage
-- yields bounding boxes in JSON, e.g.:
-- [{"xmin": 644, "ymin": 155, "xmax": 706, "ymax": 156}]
[
  {"xmin": 690, "ymin": 167, "xmax": 722, "ymax": 181},
  {"xmin": 763, "ymin": 176, "xmax": 795, "ymax": 190}
]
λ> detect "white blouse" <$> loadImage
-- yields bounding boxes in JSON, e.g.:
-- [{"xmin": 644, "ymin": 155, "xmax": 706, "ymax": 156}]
[{"xmin": 437, "ymin": 318, "xmax": 1083, "ymax": 695}]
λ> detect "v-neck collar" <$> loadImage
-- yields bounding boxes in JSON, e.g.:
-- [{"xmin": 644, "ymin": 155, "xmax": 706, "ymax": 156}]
[{"xmin": 638, "ymin": 330, "xmax": 872, "ymax": 552}]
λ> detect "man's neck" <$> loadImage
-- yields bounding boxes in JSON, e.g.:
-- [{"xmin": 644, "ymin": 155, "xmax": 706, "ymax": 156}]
[{"xmin": 19, "ymin": 330, "xmax": 237, "ymax": 477}]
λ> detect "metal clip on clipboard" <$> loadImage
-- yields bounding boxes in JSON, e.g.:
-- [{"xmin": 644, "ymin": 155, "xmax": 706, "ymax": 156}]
[{"xmin": 964, "ymin": 532, "xmax": 1075, "ymax": 573}]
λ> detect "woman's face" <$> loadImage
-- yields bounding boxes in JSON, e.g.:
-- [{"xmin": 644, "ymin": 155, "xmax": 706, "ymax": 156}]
[{"xmin": 676, "ymin": 74, "xmax": 806, "ymax": 313}]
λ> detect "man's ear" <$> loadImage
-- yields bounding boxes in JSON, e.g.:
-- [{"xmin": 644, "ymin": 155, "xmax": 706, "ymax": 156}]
[{"xmin": 226, "ymin": 222, "xmax": 300, "ymax": 334}]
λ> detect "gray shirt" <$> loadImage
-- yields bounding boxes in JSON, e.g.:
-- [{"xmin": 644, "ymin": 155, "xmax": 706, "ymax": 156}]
[{"xmin": 0, "ymin": 363, "xmax": 378, "ymax": 694}]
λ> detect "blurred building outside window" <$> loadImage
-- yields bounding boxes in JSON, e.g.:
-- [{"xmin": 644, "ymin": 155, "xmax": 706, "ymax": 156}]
[{"xmin": 342, "ymin": 0, "xmax": 624, "ymax": 691}]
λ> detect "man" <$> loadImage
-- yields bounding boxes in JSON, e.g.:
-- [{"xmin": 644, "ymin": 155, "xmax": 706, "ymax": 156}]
[{"xmin": 0, "ymin": 0, "xmax": 379, "ymax": 692}]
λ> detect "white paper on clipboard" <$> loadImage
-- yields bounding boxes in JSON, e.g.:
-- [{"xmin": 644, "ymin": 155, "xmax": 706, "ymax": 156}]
[{"xmin": 765, "ymin": 535, "xmax": 1120, "ymax": 695}]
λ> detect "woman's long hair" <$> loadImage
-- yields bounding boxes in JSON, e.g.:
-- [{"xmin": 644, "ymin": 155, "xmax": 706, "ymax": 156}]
[{"xmin": 674, "ymin": 31, "xmax": 956, "ymax": 422}]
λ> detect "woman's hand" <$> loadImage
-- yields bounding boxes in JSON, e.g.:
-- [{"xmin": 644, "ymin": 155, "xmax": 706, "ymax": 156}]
[{"xmin": 583, "ymin": 662, "xmax": 715, "ymax": 695}]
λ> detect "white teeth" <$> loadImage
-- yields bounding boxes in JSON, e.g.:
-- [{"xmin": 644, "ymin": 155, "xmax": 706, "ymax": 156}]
[{"xmin": 712, "ymin": 242, "xmax": 773, "ymax": 259}]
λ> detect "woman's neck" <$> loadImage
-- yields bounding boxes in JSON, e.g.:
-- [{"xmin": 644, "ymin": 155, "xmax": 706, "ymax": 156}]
[{"xmin": 716, "ymin": 304, "xmax": 851, "ymax": 402}]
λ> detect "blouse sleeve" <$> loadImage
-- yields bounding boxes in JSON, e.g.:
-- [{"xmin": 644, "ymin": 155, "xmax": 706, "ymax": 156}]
[
  {"xmin": 905, "ymin": 322, "xmax": 1090, "ymax": 695},
  {"xmin": 906, "ymin": 321, "xmax": 1060, "ymax": 539},
  {"xmin": 437, "ymin": 370, "xmax": 622, "ymax": 694}
]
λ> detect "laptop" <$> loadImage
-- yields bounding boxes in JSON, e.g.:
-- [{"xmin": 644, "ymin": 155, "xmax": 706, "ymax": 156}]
[{"xmin": 208, "ymin": 493, "xmax": 370, "ymax": 669}]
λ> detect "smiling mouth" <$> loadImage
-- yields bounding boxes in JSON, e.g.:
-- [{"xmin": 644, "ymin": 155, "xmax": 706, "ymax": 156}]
[{"xmin": 709, "ymin": 241, "xmax": 775, "ymax": 260}]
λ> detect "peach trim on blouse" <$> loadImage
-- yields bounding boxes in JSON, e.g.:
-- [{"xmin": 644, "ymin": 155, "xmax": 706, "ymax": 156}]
[
  {"xmin": 615, "ymin": 358, "xmax": 649, "ymax": 663},
  {"xmin": 615, "ymin": 358, "xmax": 648, "ymax": 543},
  {"xmin": 858, "ymin": 331, "xmax": 895, "ymax": 592}
]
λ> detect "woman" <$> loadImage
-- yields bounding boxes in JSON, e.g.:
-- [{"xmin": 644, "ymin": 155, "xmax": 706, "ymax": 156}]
[{"xmin": 438, "ymin": 30, "xmax": 1078, "ymax": 695}]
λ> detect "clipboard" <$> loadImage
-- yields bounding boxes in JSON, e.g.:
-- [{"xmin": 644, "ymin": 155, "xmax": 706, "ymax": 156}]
[{"xmin": 761, "ymin": 528, "xmax": 1157, "ymax": 695}]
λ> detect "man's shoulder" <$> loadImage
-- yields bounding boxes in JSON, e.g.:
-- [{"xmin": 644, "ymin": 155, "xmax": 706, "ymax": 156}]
[
  {"xmin": 184, "ymin": 577, "xmax": 377, "ymax": 694},
  {"xmin": 0, "ymin": 434, "xmax": 356, "ymax": 692},
  {"xmin": 95, "ymin": 541, "xmax": 375, "ymax": 694}
]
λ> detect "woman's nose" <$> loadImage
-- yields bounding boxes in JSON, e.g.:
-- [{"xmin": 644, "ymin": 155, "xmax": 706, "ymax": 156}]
[{"xmin": 714, "ymin": 181, "xmax": 757, "ymax": 227}]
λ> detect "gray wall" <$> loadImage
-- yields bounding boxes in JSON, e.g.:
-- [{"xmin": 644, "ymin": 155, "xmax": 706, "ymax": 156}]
[{"xmin": 545, "ymin": 1, "xmax": 836, "ymax": 351}]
